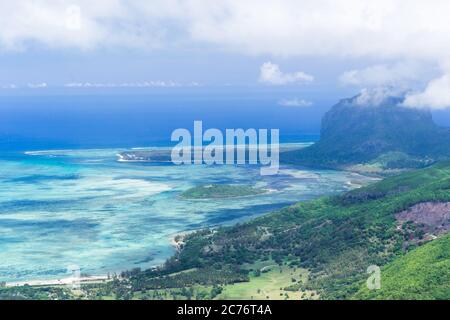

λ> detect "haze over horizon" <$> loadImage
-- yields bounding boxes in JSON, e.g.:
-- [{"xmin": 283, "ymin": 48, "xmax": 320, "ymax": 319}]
[{"xmin": 1, "ymin": 1, "xmax": 450, "ymax": 110}]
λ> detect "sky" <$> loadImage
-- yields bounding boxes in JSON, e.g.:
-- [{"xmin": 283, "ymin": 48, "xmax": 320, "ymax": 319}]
[{"xmin": 1, "ymin": 1, "xmax": 450, "ymax": 109}]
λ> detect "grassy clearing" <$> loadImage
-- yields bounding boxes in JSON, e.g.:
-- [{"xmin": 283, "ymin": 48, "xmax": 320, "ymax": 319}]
[
  {"xmin": 129, "ymin": 262, "xmax": 315, "ymax": 300},
  {"xmin": 217, "ymin": 264, "xmax": 315, "ymax": 300}
]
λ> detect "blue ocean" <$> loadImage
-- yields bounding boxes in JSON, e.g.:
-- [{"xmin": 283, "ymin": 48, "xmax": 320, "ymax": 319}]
[{"xmin": 0, "ymin": 88, "xmax": 375, "ymax": 283}]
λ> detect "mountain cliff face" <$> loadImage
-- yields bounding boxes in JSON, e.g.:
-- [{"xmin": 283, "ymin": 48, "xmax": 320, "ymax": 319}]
[{"xmin": 282, "ymin": 95, "xmax": 450, "ymax": 169}]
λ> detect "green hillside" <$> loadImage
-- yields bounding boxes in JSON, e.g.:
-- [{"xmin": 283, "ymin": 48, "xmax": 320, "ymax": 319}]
[
  {"xmin": 99, "ymin": 161, "xmax": 450, "ymax": 300},
  {"xmin": 354, "ymin": 233, "xmax": 450, "ymax": 300}
]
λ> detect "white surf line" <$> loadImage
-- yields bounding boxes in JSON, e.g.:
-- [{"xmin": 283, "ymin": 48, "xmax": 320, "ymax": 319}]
[{"xmin": 5, "ymin": 275, "xmax": 110, "ymax": 288}]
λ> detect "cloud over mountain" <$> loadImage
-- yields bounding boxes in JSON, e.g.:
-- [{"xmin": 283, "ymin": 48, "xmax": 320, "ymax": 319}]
[
  {"xmin": 339, "ymin": 62, "xmax": 427, "ymax": 88},
  {"xmin": 403, "ymin": 75, "xmax": 450, "ymax": 110}
]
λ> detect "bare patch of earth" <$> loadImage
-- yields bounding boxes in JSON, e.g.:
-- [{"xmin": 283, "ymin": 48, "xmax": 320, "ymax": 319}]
[{"xmin": 395, "ymin": 202, "xmax": 450, "ymax": 247}]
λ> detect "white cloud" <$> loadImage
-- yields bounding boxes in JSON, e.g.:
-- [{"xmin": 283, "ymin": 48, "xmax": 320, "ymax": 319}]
[
  {"xmin": 403, "ymin": 75, "xmax": 450, "ymax": 109},
  {"xmin": 1, "ymin": 84, "xmax": 17, "ymax": 89},
  {"xmin": 259, "ymin": 62, "xmax": 313, "ymax": 85},
  {"xmin": 278, "ymin": 98, "xmax": 313, "ymax": 107},
  {"xmin": 339, "ymin": 62, "xmax": 427, "ymax": 88},
  {"xmin": 63, "ymin": 81, "xmax": 198, "ymax": 88},
  {"xmin": 1, "ymin": 1, "xmax": 450, "ymax": 60},
  {"xmin": 28, "ymin": 82, "xmax": 47, "ymax": 89},
  {"xmin": 0, "ymin": 1, "xmax": 169, "ymax": 51},
  {"xmin": 190, "ymin": 1, "xmax": 450, "ymax": 61},
  {"xmin": 353, "ymin": 87, "xmax": 401, "ymax": 107},
  {"xmin": 2, "ymin": 1, "xmax": 450, "ymax": 107}
]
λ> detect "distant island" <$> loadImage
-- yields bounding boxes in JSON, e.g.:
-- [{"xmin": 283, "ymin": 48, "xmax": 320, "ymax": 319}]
[
  {"xmin": 117, "ymin": 143, "xmax": 311, "ymax": 164},
  {"xmin": 181, "ymin": 184, "xmax": 268, "ymax": 199}
]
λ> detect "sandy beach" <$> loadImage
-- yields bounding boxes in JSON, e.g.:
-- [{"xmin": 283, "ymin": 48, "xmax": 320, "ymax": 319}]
[
  {"xmin": 170, "ymin": 230, "xmax": 197, "ymax": 253},
  {"xmin": 6, "ymin": 275, "xmax": 110, "ymax": 288},
  {"xmin": 5, "ymin": 231, "xmax": 195, "ymax": 288}
]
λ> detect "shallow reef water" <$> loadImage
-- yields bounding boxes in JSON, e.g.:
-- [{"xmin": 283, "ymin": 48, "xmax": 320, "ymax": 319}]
[{"xmin": 0, "ymin": 146, "xmax": 374, "ymax": 282}]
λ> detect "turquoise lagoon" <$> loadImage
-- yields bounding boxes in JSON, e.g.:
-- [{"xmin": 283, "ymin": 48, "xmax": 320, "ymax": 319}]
[{"xmin": 0, "ymin": 146, "xmax": 375, "ymax": 282}]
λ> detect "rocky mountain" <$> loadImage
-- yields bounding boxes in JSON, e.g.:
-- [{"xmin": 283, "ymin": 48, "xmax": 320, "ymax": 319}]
[{"xmin": 282, "ymin": 95, "xmax": 450, "ymax": 170}]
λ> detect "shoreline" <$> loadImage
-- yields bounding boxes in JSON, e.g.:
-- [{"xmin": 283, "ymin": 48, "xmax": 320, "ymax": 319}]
[
  {"xmin": 4, "ymin": 230, "xmax": 198, "ymax": 288},
  {"xmin": 169, "ymin": 229, "xmax": 198, "ymax": 253},
  {"xmin": 5, "ymin": 275, "xmax": 110, "ymax": 288}
]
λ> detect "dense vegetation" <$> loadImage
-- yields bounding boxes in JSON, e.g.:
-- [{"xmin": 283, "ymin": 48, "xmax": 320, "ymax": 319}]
[
  {"xmin": 354, "ymin": 233, "xmax": 450, "ymax": 300},
  {"xmin": 0, "ymin": 285, "xmax": 72, "ymax": 300},
  {"xmin": 181, "ymin": 184, "xmax": 266, "ymax": 199}
]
